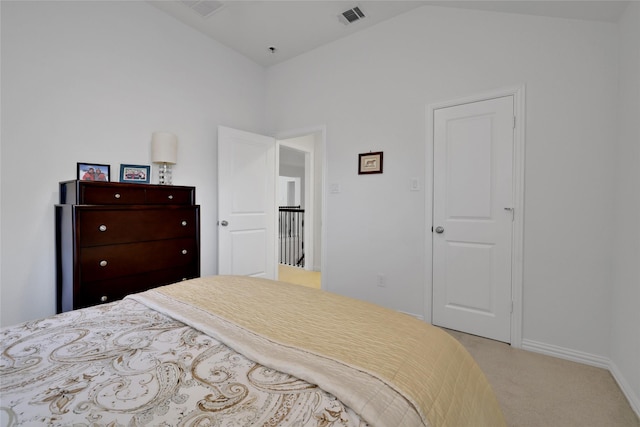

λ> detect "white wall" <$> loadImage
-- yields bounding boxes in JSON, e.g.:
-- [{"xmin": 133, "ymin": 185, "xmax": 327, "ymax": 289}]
[
  {"xmin": 611, "ymin": 2, "xmax": 640, "ymax": 413},
  {"xmin": 278, "ymin": 176, "xmax": 302, "ymax": 206},
  {"xmin": 279, "ymin": 147, "xmax": 305, "ymax": 207},
  {"xmin": 266, "ymin": 5, "xmax": 619, "ymax": 359},
  {"xmin": 0, "ymin": 0, "xmax": 265, "ymax": 326}
]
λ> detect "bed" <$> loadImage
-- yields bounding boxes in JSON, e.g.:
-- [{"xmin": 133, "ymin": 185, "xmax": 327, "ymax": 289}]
[{"xmin": 0, "ymin": 275, "xmax": 506, "ymax": 426}]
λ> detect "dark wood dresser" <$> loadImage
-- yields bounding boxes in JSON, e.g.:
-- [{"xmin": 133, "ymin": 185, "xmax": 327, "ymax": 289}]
[{"xmin": 56, "ymin": 180, "xmax": 200, "ymax": 313}]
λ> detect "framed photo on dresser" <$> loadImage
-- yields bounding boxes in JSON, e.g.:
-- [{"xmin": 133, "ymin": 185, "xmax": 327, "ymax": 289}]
[
  {"xmin": 119, "ymin": 164, "xmax": 150, "ymax": 183},
  {"xmin": 77, "ymin": 162, "xmax": 110, "ymax": 182}
]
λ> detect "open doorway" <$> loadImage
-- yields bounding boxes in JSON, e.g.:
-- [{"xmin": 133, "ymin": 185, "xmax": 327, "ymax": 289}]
[{"xmin": 277, "ymin": 131, "xmax": 323, "ymax": 289}]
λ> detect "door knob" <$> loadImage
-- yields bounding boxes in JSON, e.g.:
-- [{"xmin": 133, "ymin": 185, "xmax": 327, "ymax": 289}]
[
  {"xmin": 435, "ymin": 226, "xmax": 444, "ymax": 234},
  {"xmin": 220, "ymin": 220, "xmax": 229, "ymax": 227}
]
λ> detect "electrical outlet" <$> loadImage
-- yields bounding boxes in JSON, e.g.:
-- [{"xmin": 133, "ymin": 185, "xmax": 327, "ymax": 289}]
[
  {"xmin": 410, "ymin": 177, "xmax": 420, "ymax": 191},
  {"xmin": 377, "ymin": 273, "xmax": 386, "ymax": 287}
]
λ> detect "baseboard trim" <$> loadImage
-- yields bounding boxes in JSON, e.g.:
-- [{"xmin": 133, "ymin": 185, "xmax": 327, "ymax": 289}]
[
  {"xmin": 610, "ymin": 360, "xmax": 640, "ymax": 418},
  {"xmin": 521, "ymin": 339, "xmax": 610, "ymax": 369},
  {"xmin": 399, "ymin": 310, "xmax": 424, "ymax": 321}
]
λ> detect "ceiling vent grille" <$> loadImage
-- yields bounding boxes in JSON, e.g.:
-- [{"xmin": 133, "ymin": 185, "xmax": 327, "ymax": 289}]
[
  {"xmin": 339, "ymin": 6, "xmax": 365, "ymax": 25},
  {"xmin": 180, "ymin": 0, "xmax": 225, "ymax": 18}
]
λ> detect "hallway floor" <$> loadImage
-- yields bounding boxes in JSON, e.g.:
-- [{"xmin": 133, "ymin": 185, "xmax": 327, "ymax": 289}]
[{"xmin": 278, "ymin": 264, "xmax": 321, "ymax": 289}]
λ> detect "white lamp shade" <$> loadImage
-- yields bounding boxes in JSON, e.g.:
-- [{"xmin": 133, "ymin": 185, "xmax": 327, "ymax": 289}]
[{"xmin": 151, "ymin": 132, "xmax": 178, "ymax": 164}]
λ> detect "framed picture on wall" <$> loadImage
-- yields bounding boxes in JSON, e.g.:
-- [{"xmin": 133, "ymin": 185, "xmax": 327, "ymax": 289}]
[
  {"xmin": 77, "ymin": 162, "xmax": 110, "ymax": 181},
  {"xmin": 119, "ymin": 164, "xmax": 150, "ymax": 183},
  {"xmin": 358, "ymin": 151, "xmax": 383, "ymax": 174}
]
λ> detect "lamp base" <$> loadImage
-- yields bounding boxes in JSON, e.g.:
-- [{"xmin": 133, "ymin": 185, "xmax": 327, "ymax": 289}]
[{"xmin": 157, "ymin": 163, "xmax": 173, "ymax": 185}]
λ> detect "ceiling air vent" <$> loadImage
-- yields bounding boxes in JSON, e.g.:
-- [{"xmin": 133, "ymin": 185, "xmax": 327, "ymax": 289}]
[
  {"xmin": 339, "ymin": 6, "xmax": 365, "ymax": 25},
  {"xmin": 180, "ymin": 0, "xmax": 224, "ymax": 18}
]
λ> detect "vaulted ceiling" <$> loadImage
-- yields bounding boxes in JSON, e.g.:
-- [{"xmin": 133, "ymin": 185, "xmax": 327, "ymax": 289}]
[{"xmin": 148, "ymin": 1, "xmax": 630, "ymax": 67}]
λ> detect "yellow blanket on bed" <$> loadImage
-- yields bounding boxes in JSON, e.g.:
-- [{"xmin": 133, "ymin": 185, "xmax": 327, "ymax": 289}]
[{"xmin": 130, "ymin": 275, "xmax": 506, "ymax": 427}]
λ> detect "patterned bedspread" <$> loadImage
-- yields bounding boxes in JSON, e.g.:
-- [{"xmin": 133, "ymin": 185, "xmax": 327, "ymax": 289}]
[{"xmin": 0, "ymin": 298, "xmax": 367, "ymax": 426}]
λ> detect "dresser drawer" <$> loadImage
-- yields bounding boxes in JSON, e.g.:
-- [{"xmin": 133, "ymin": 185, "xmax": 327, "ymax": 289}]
[
  {"xmin": 145, "ymin": 186, "xmax": 194, "ymax": 204},
  {"xmin": 78, "ymin": 207, "xmax": 199, "ymax": 246},
  {"xmin": 80, "ymin": 238, "xmax": 198, "ymax": 282},
  {"xmin": 80, "ymin": 185, "xmax": 147, "ymax": 205},
  {"xmin": 76, "ymin": 266, "xmax": 199, "ymax": 309},
  {"xmin": 60, "ymin": 181, "xmax": 196, "ymax": 205}
]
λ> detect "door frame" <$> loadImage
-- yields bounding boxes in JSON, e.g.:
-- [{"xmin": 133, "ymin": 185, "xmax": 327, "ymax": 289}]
[
  {"xmin": 277, "ymin": 139, "xmax": 315, "ymax": 272},
  {"xmin": 274, "ymin": 125, "xmax": 327, "ymax": 288},
  {"xmin": 425, "ymin": 86, "xmax": 525, "ymax": 347}
]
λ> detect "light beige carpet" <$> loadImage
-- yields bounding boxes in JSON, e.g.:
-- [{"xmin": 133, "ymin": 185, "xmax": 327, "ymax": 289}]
[{"xmin": 445, "ymin": 329, "xmax": 640, "ymax": 427}]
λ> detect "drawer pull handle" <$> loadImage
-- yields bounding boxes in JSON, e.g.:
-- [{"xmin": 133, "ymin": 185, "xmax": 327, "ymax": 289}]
[
  {"xmin": 99, "ymin": 225, "xmax": 107, "ymax": 232},
  {"xmin": 99, "ymin": 260, "xmax": 108, "ymax": 267},
  {"xmin": 100, "ymin": 296, "xmax": 108, "ymax": 302},
  {"xmin": 181, "ymin": 221, "xmax": 187, "ymax": 226},
  {"xmin": 182, "ymin": 249, "xmax": 188, "ymax": 255},
  {"xmin": 114, "ymin": 193, "xmax": 121, "ymax": 199},
  {"xmin": 168, "ymin": 195, "xmax": 174, "ymax": 200}
]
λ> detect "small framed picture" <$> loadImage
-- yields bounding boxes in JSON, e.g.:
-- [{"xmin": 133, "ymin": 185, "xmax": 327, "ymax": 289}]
[
  {"xmin": 78, "ymin": 162, "xmax": 110, "ymax": 181},
  {"xmin": 119, "ymin": 164, "xmax": 150, "ymax": 183},
  {"xmin": 358, "ymin": 152, "xmax": 383, "ymax": 175}
]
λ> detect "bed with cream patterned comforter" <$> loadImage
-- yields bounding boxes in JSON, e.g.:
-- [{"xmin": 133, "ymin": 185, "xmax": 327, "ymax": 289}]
[{"xmin": 0, "ymin": 276, "xmax": 506, "ymax": 427}]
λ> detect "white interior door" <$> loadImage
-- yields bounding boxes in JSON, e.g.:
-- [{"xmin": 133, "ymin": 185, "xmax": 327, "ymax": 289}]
[
  {"xmin": 218, "ymin": 126, "xmax": 276, "ymax": 279},
  {"xmin": 432, "ymin": 96, "xmax": 514, "ymax": 343}
]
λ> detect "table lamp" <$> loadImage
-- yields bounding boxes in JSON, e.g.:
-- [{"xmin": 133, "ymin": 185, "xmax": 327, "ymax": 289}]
[{"xmin": 151, "ymin": 132, "xmax": 178, "ymax": 185}]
